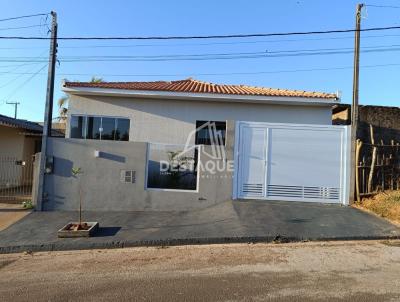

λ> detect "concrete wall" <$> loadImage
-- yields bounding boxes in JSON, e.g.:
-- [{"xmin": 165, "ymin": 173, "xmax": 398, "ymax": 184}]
[
  {"xmin": 43, "ymin": 120, "xmax": 235, "ymax": 211},
  {"xmin": 333, "ymin": 105, "xmax": 400, "ymax": 144},
  {"xmin": 66, "ymin": 95, "xmax": 332, "ymax": 145}
]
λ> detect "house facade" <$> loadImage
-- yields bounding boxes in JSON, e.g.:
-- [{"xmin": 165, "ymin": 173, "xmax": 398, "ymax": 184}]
[{"xmin": 39, "ymin": 79, "xmax": 350, "ymax": 211}]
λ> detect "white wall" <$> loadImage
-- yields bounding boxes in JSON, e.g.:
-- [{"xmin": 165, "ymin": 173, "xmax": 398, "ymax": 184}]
[{"xmin": 67, "ymin": 95, "xmax": 332, "ymax": 145}]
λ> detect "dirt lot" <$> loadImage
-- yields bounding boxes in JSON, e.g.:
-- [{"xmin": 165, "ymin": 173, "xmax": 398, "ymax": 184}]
[
  {"xmin": 356, "ymin": 191, "xmax": 400, "ymax": 225},
  {"xmin": 1, "ymin": 240, "xmax": 400, "ymax": 301}
]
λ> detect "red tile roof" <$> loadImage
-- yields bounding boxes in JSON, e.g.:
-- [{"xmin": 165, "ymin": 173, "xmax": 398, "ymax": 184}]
[{"xmin": 64, "ymin": 78, "xmax": 337, "ymax": 99}]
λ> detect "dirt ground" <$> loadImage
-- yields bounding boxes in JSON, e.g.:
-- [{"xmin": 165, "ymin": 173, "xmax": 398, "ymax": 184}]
[
  {"xmin": 0, "ymin": 203, "xmax": 31, "ymax": 231},
  {"xmin": 356, "ymin": 191, "xmax": 400, "ymax": 225},
  {"xmin": 1, "ymin": 240, "xmax": 400, "ymax": 301}
]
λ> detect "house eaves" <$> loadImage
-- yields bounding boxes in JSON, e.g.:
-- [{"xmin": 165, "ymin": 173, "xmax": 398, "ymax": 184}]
[{"xmin": 62, "ymin": 86, "xmax": 340, "ymax": 107}]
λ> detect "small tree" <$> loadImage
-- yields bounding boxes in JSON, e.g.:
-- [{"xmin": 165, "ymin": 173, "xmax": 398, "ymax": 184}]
[{"xmin": 71, "ymin": 167, "xmax": 83, "ymax": 227}]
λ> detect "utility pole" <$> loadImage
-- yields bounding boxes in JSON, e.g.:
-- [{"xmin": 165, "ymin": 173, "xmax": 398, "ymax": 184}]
[
  {"xmin": 36, "ymin": 11, "xmax": 57, "ymax": 211},
  {"xmin": 349, "ymin": 3, "xmax": 364, "ymax": 203},
  {"xmin": 6, "ymin": 101, "xmax": 20, "ymax": 118}
]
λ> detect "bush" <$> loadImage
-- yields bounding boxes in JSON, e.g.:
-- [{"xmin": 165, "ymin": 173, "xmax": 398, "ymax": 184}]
[{"xmin": 22, "ymin": 200, "xmax": 34, "ymax": 210}]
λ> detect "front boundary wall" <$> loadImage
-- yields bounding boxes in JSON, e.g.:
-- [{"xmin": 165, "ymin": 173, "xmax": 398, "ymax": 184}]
[{"xmin": 42, "ymin": 122, "xmax": 235, "ymax": 211}]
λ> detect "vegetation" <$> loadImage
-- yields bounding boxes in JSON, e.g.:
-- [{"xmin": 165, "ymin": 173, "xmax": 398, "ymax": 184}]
[
  {"xmin": 357, "ymin": 191, "xmax": 400, "ymax": 224},
  {"xmin": 22, "ymin": 200, "xmax": 34, "ymax": 209},
  {"xmin": 58, "ymin": 76, "xmax": 103, "ymax": 122},
  {"xmin": 71, "ymin": 167, "xmax": 83, "ymax": 226}
]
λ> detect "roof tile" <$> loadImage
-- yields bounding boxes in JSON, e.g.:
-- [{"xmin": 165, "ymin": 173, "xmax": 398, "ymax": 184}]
[{"xmin": 64, "ymin": 78, "xmax": 337, "ymax": 99}]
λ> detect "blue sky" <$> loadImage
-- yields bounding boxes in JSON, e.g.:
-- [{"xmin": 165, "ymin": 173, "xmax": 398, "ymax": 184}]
[{"xmin": 0, "ymin": 0, "xmax": 399, "ymax": 121}]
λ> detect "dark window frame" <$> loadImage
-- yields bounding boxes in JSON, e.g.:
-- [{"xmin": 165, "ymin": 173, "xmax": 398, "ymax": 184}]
[
  {"xmin": 195, "ymin": 120, "xmax": 227, "ymax": 146},
  {"xmin": 70, "ymin": 114, "xmax": 130, "ymax": 141}
]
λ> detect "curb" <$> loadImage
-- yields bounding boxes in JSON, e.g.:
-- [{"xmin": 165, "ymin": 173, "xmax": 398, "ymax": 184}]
[{"xmin": 1, "ymin": 234, "xmax": 400, "ymax": 254}]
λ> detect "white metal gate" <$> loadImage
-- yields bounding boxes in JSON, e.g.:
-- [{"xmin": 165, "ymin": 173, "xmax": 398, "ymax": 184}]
[{"xmin": 234, "ymin": 122, "xmax": 350, "ymax": 204}]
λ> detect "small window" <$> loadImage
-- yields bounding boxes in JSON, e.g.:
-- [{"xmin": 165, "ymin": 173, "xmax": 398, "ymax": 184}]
[
  {"xmin": 70, "ymin": 116, "xmax": 86, "ymax": 139},
  {"xmin": 120, "ymin": 170, "xmax": 136, "ymax": 183},
  {"xmin": 195, "ymin": 121, "xmax": 226, "ymax": 145}
]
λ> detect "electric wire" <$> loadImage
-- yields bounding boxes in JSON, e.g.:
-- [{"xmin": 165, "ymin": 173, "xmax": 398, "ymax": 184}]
[
  {"xmin": 0, "ymin": 13, "xmax": 49, "ymax": 23},
  {"xmin": 1, "ymin": 25, "xmax": 400, "ymax": 40},
  {"xmin": 2, "ymin": 43, "xmax": 400, "ymax": 63},
  {"xmin": 3, "ymin": 64, "xmax": 48, "ymax": 102}
]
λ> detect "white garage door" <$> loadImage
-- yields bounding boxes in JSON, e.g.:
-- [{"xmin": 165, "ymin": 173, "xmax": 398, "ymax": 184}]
[{"xmin": 234, "ymin": 122, "xmax": 350, "ymax": 204}]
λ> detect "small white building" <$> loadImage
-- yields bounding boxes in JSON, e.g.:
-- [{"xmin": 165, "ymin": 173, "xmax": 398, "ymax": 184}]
[{"xmin": 41, "ymin": 79, "xmax": 349, "ymax": 211}]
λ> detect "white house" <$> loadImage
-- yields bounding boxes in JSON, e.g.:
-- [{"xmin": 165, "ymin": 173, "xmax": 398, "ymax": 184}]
[{"xmin": 39, "ymin": 78, "xmax": 349, "ymax": 211}]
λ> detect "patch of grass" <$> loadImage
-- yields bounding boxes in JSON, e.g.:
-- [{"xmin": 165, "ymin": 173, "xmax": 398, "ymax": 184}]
[
  {"xmin": 357, "ymin": 191, "xmax": 400, "ymax": 224},
  {"xmin": 381, "ymin": 240, "xmax": 400, "ymax": 247},
  {"xmin": 22, "ymin": 200, "xmax": 34, "ymax": 210}
]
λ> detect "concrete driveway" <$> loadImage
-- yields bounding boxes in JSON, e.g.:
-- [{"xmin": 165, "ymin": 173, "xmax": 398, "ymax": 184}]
[{"xmin": 0, "ymin": 200, "xmax": 399, "ymax": 253}]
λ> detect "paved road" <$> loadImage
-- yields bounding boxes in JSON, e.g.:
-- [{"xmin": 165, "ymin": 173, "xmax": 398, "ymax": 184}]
[{"xmin": 1, "ymin": 241, "xmax": 400, "ymax": 301}]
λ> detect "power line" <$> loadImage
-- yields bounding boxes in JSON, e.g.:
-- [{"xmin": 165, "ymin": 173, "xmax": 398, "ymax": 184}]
[
  {"xmin": 3, "ymin": 43, "xmax": 400, "ymax": 63},
  {"xmin": 0, "ymin": 13, "xmax": 49, "ymax": 23},
  {"xmin": 3, "ymin": 64, "xmax": 48, "ymax": 102},
  {"xmin": 1, "ymin": 33, "xmax": 400, "ymax": 50},
  {"xmin": 0, "ymin": 62, "xmax": 46, "ymax": 69},
  {"xmin": 1, "ymin": 62, "xmax": 400, "ymax": 78},
  {"xmin": 1, "ymin": 25, "xmax": 400, "ymax": 40},
  {"xmin": 365, "ymin": 4, "xmax": 400, "ymax": 9},
  {"xmin": 0, "ymin": 24, "xmax": 45, "ymax": 31},
  {"xmin": 0, "ymin": 50, "xmax": 48, "ymax": 88}
]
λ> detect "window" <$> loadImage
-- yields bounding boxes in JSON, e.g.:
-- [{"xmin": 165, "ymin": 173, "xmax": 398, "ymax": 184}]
[
  {"xmin": 115, "ymin": 118, "xmax": 130, "ymax": 141},
  {"xmin": 195, "ymin": 121, "xmax": 226, "ymax": 145},
  {"xmin": 146, "ymin": 143, "xmax": 199, "ymax": 191},
  {"xmin": 86, "ymin": 116, "xmax": 101, "ymax": 140},
  {"xmin": 100, "ymin": 117, "xmax": 115, "ymax": 140},
  {"xmin": 70, "ymin": 116, "xmax": 86, "ymax": 139},
  {"xmin": 70, "ymin": 115, "xmax": 130, "ymax": 141},
  {"xmin": 120, "ymin": 170, "xmax": 136, "ymax": 183}
]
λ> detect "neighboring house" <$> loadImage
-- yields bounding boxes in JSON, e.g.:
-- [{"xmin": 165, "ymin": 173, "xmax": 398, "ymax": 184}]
[
  {"xmin": 39, "ymin": 78, "xmax": 350, "ymax": 211},
  {"xmin": 0, "ymin": 114, "xmax": 43, "ymax": 199},
  {"xmin": 0, "ymin": 115, "xmax": 64, "ymax": 195},
  {"xmin": 38, "ymin": 122, "xmax": 66, "ymax": 137},
  {"xmin": 0, "ymin": 114, "xmax": 43, "ymax": 160},
  {"xmin": 0, "ymin": 114, "xmax": 65, "ymax": 160}
]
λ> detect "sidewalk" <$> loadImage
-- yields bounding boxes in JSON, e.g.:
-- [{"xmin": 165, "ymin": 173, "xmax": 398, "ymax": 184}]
[
  {"xmin": 0, "ymin": 203, "xmax": 32, "ymax": 232},
  {"xmin": 0, "ymin": 200, "xmax": 399, "ymax": 253}
]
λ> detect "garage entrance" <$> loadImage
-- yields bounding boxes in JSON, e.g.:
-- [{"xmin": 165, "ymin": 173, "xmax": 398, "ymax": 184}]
[{"xmin": 234, "ymin": 122, "xmax": 350, "ymax": 204}]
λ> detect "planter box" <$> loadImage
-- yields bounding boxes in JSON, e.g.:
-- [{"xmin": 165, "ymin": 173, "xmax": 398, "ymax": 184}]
[{"xmin": 58, "ymin": 222, "xmax": 99, "ymax": 238}]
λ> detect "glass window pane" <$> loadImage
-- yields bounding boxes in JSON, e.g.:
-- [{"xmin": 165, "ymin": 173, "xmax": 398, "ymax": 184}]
[
  {"xmin": 115, "ymin": 118, "xmax": 130, "ymax": 141},
  {"xmin": 195, "ymin": 121, "xmax": 226, "ymax": 145},
  {"xmin": 146, "ymin": 144, "xmax": 198, "ymax": 191},
  {"xmin": 70, "ymin": 116, "xmax": 86, "ymax": 139},
  {"xmin": 86, "ymin": 116, "xmax": 101, "ymax": 140},
  {"xmin": 101, "ymin": 117, "xmax": 116, "ymax": 140}
]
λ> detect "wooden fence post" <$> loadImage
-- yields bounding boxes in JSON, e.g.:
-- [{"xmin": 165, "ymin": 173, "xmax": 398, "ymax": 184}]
[
  {"xmin": 355, "ymin": 139, "xmax": 363, "ymax": 203},
  {"xmin": 368, "ymin": 124, "xmax": 377, "ymax": 193}
]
